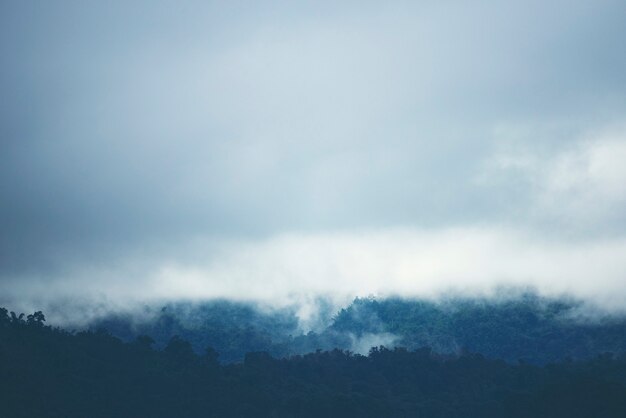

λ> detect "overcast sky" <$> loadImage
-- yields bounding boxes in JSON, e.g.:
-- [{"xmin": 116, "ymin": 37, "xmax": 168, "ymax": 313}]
[{"xmin": 1, "ymin": 0, "xmax": 626, "ymax": 317}]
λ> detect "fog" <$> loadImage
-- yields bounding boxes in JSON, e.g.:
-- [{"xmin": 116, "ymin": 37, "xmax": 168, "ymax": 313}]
[{"xmin": 3, "ymin": 226, "xmax": 626, "ymax": 325}]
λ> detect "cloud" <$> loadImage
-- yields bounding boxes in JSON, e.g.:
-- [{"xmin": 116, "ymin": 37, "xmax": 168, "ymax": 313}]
[
  {"xmin": 541, "ymin": 136, "xmax": 626, "ymax": 211},
  {"xmin": 3, "ymin": 226, "xmax": 626, "ymax": 323},
  {"xmin": 151, "ymin": 228, "xmax": 626, "ymax": 306},
  {"xmin": 481, "ymin": 125, "xmax": 626, "ymax": 233}
]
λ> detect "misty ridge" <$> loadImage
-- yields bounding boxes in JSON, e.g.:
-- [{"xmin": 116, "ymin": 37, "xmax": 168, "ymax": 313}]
[{"xmin": 47, "ymin": 288, "xmax": 626, "ymax": 365}]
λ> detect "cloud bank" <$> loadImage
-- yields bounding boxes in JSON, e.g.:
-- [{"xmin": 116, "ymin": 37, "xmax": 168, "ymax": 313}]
[{"xmin": 3, "ymin": 226, "xmax": 626, "ymax": 320}]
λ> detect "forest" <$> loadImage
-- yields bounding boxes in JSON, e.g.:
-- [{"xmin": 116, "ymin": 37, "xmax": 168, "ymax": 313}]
[
  {"xmin": 91, "ymin": 293, "xmax": 626, "ymax": 364},
  {"xmin": 3, "ymin": 295, "xmax": 626, "ymax": 417}
]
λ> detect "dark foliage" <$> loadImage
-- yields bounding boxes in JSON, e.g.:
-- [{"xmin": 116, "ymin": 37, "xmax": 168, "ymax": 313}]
[
  {"xmin": 2, "ymin": 306, "xmax": 626, "ymax": 417},
  {"xmin": 331, "ymin": 295, "xmax": 626, "ymax": 363},
  {"xmin": 89, "ymin": 301, "xmax": 301, "ymax": 363}
]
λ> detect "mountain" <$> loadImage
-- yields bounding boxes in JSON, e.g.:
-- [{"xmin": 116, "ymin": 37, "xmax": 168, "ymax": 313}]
[{"xmin": 88, "ymin": 292, "xmax": 626, "ymax": 364}]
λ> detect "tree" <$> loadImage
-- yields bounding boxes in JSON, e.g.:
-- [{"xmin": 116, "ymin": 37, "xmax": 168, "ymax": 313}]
[
  {"xmin": 26, "ymin": 311, "xmax": 45, "ymax": 327},
  {"xmin": 202, "ymin": 346, "xmax": 220, "ymax": 367},
  {"xmin": 164, "ymin": 335, "xmax": 195, "ymax": 362}
]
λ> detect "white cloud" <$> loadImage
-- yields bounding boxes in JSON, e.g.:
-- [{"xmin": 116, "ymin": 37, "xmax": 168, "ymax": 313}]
[
  {"xmin": 153, "ymin": 228, "xmax": 626, "ymax": 306},
  {"xmin": 5, "ymin": 226, "xmax": 626, "ymax": 322},
  {"xmin": 481, "ymin": 125, "xmax": 626, "ymax": 229},
  {"xmin": 546, "ymin": 137, "xmax": 626, "ymax": 198}
]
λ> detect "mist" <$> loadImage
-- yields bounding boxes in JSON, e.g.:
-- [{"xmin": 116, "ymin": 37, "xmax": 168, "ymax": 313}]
[{"xmin": 2, "ymin": 226, "xmax": 626, "ymax": 327}]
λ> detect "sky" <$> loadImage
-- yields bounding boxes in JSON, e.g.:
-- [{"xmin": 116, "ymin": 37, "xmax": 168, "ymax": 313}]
[{"xmin": 1, "ymin": 0, "xmax": 626, "ymax": 319}]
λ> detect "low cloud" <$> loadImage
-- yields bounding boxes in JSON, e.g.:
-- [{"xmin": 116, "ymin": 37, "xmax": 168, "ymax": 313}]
[
  {"xmin": 3, "ymin": 226, "xmax": 626, "ymax": 323},
  {"xmin": 349, "ymin": 333, "xmax": 400, "ymax": 355}
]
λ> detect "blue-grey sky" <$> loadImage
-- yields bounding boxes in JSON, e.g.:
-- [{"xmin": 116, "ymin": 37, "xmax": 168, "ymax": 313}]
[{"xmin": 1, "ymin": 0, "xmax": 626, "ymax": 316}]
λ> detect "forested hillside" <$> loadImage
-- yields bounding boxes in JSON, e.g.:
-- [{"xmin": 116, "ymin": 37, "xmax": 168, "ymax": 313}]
[
  {"xmin": 2, "ymin": 307, "xmax": 626, "ymax": 418},
  {"xmin": 0, "ymin": 309, "xmax": 626, "ymax": 418},
  {"xmin": 89, "ymin": 294, "xmax": 626, "ymax": 364},
  {"xmin": 331, "ymin": 295, "xmax": 626, "ymax": 363}
]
